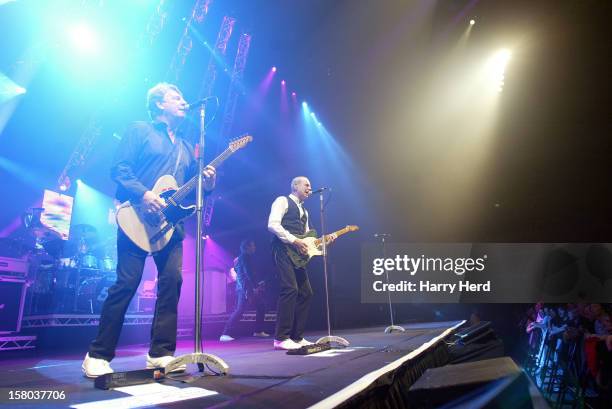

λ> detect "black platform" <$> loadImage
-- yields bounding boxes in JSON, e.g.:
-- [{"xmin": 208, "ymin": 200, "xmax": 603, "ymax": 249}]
[{"xmin": 0, "ymin": 321, "xmax": 464, "ymax": 408}]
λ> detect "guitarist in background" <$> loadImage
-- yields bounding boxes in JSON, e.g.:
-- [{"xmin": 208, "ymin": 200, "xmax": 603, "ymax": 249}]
[
  {"xmin": 268, "ymin": 176, "xmax": 336, "ymax": 350},
  {"xmin": 82, "ymin": 83, "xmax": 216, "ymax": 377},
  {"xmin": 220, "ymin": 239, "xmax": 269, "ymax": 342}
]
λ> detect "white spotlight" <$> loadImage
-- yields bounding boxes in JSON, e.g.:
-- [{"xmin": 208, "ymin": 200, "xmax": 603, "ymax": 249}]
[
  {"xmin": 470, "ymin": 19, "xmax": 475, "ymax": 26},
  {"xmin": 486, "ymin": 49, "xmax": 512, "ymax": 92},
  {"xmin": 67, "ymin": 22, "xmax": 101, "ymax": 56}
]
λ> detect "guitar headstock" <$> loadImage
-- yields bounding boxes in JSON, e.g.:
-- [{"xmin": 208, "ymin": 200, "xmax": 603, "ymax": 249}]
[
  {"xmin": 345, "ymin": 225, "xmax": 359, "ymax": 232},
  {"xmin": 229, "ymin": 134, "xmax": 253, "ymax": 152}
]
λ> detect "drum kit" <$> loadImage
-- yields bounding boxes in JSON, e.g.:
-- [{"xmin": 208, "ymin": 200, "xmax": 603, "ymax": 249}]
[{"xmin": 12, "ymin": 209, "xmax": 119, "ymax": 314}]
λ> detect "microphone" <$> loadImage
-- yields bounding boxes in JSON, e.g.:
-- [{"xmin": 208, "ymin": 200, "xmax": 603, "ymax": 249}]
[
  {"xmin": 185, "ymin": 97, "xmax": 217, "ymax": 111},
  {"xmin": 310, "ymin": 187, "xmax": 330, "ymax": 195}
]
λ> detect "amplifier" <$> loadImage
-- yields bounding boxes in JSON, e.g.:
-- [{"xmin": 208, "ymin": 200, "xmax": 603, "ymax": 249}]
[
  {"xmin": 0, "ymin": 256, "xmax": 29, "ymax": 278},
  {"xmin": 0, "ymin": 277, "xmax": 27, "ymax": 334},
  {"xmin": 138, "ymin": 295, "xmax": 156, "ymax": 313}
]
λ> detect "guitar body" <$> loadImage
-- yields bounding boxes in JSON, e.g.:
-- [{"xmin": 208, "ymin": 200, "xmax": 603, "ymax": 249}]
[
  {"xmin": 116, "ymin": 175, "xmax": 195, "ymax": 253},
  {"xmin": 114, "ymin": 134, "xmax": 252, "ymax": 252},
  {"xmin": 286, "ymin": 225, "xmax": 360, "ymax": 268},
  {"xmin": 286, "ymin": 230, "xmax": 319, "ymax": 268}
]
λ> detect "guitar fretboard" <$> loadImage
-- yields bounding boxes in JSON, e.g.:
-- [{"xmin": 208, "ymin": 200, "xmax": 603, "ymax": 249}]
[
  {"xmin": 168, "ymin": 147, "xmax": 235, "ymax": 204},
  {"xmin": 319, "ymin": 226, "xmax": 358, "ymax": 244}
]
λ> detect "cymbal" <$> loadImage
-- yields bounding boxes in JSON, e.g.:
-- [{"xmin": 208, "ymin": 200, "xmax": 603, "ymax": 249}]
[{"xmin": 70, "ymin": 224, "xmax": 99, "ymax": 241}]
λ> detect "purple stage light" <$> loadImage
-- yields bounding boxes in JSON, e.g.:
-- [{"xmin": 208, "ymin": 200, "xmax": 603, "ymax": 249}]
[
  {"xmin": 280, "ymin": 80, "xmax": 288, "ymax": 113},
  {"xmin": 272, "ymin": 66, "xmax": 277, "ymax": 72},
  {"xmin": 180, "ymin": 232, "xmax": 233, "ymax": 317},
  {"xmin": 291, "ymin": 92, "xmax": 296, "ymax": 96}
]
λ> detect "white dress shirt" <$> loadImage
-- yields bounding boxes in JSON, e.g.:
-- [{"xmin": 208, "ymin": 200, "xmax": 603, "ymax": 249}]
[{"xmin": 268, "ymin": 193, "xmax": 309, "ymax": 244}]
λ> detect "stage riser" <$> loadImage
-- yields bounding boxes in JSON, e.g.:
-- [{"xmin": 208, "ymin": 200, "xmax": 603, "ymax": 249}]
[{"xmin": 20, "ymin": 320, "xmax": 276, "ymax": 350}]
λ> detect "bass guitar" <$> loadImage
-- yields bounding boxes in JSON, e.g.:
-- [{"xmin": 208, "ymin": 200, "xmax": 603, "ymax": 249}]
[{"xmin": 116, "ymin": 135, "xmax": 252, "ymax": 252}]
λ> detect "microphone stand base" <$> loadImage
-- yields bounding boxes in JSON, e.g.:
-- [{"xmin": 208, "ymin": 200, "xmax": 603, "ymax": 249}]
[
  {"xmin": 165, "ymin": 353, "xmax": 229, "ymax": 376},
  {"xmin": 384, "ymin": 325, "xmax": 406, "ymax": 334},
  {"xmin": 316, "ymin": 335, "xmax": 350, "ymax": 347}
]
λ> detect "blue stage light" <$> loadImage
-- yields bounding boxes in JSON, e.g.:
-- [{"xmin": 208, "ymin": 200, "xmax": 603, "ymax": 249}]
[{"xmin": 67, "ymin": 22, "xmax": 102, "ymax": 56}]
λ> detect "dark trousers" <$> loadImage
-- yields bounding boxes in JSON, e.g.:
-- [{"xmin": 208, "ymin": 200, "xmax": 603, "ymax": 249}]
[
  {"xmin": 273, "ymin": 248, "xmax": 313, "ymax": 341},
  {"xmin": 222, "ymin": 286, "xmax": 265, "ymax": 336},
  {"xmin": 89, "ymin": 231, "xmax": 183, "ymax": 361}
]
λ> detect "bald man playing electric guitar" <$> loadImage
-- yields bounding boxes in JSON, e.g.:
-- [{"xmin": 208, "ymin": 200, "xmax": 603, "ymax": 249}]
[{"xmin": 268, "ymin": 176, "xmax": 337, "ymax": 350}]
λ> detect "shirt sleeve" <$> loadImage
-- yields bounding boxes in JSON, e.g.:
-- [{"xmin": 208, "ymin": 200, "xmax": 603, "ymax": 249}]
[
  {"xmin": 268, "ymin": 196, "xmax": 298, "ymax": 244},
  {"xmin": 110, "ymin": 124, "xmax": 148, "ymax": 202}
]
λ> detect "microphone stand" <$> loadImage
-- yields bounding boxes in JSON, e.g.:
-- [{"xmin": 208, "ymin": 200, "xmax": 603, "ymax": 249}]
[
  {"xmin": 377, "ymin": 234, "xmax": 405, "ymax": 334},
  {"xmin": 165, "ymin": 102, "xmax": 229, "ymax": 376},
  {"xmin": 315, "ymin": 191, "xmax": 349, "ymax": 347}
]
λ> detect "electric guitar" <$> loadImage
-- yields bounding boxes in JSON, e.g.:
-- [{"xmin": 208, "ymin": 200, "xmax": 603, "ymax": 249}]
[
  {"xmin": 286, "ymin": 225, "xmax": 359, "ymax": 268},
  {"xmin": 116, "ymin": 135, "xmax": 253, "ymax": 252}
]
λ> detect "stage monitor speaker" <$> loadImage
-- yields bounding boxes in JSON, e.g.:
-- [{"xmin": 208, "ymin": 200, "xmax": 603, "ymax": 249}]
[
  {"xmin": 409, "ymin": 357, "xmax": 535, "ymax": 409},
  {"xmin": 449, "ymin": 321, "xmax": 504, "ymax": 364},
  {"xmin": 0, "ymin": 277, "xmax": 27, "ymax": 334},
  {"xmin": 452, "ymin": 321, "xmax": 492, "ymax": 344}
]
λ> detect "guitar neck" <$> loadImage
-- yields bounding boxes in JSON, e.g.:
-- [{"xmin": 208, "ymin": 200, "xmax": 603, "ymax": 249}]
[
  {"xmin": 322, "ymin": 226, "xmax": 353, "ymax": 242},
  {"xmin": 171, "ymin": 147, "xmax": 235, "ymax": 203}
]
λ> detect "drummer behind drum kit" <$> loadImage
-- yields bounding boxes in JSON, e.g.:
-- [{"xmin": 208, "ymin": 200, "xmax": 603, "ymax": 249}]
[{"xmin": 14, "ymin": 208, "xmax": 121, "ymax": 314}]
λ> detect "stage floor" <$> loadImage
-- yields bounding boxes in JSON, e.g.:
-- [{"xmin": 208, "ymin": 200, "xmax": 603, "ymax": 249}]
[{"xmin": 0, "ymin": 321, "xmax": 464, "ymax": 408}]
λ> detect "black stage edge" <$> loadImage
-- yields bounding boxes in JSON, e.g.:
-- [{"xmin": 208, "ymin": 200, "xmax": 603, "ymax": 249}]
[{"xmin": 0, "ymin": 321, "xmax": 464, "ymax": 409}]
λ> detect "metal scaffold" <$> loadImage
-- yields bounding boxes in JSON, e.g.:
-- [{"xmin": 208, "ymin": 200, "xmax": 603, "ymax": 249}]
[{"xmin": 203, "ymin": 32, "xmax": 251, "ymax": 227}]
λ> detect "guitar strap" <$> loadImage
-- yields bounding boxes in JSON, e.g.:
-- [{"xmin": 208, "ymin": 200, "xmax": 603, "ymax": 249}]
[{"xmin": 171, "ymin": 141, "xmax": 183, "ymax": 177}]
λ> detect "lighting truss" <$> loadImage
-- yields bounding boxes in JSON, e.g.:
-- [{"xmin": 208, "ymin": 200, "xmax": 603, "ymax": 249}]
[
  {"xmin": 203, "ymin": 33, "xmax": 251, "ymax": 227},
  {"xmin": 56, "ymin": 114, "xmax": 101, "ymax": 191},
  {"xmin": 167, "ymin": 0, "xmax": 212, "ymax": 81},
  {"xmin": 219, "ymin": 33, "xmax": 251, "ymax": 142},
  {"xmin": 198, "ymin": 16, "xmax": 236, "ymax": 99}
]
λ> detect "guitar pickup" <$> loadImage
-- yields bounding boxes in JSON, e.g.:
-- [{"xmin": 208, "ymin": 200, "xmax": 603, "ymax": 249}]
[{"xmin": 150, "ymin": 223, "xmax": 173, "ymax": 244}]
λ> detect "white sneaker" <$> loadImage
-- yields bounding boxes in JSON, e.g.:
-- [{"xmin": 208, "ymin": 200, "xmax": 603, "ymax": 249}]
[
  {"xmin": 253, "ymin": 331, "xmax": 270, "ymax": 338},
  {"xmin": 295, "ymin": 338, "xmax": 314, "ymax": 347},
  {"xmin": 219, "ymin": 335, "xmax": 235, "ymax": 342},
  {"xmin": 82, "ymin": 353, "xmax": 113, "ymax": 378},
  {"xmin": 273, "ymin": 339, "xmax": 301, "ymax": 350},
  {"xmin": 146, "ymin": 354, "xmax": 186, "ymax": 373}
]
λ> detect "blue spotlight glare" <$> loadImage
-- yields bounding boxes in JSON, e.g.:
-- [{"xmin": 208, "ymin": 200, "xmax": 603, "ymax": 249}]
[
  {"xmin": 67, "ymin": 22, "xmax": 101, "ymax": 56},
  {"xmin": 76, "ymin": 179, "xmax": 82, "ymax": 185},
  {"xmin": 0, "ymin": 72, "xmax": 27, "ymax": 103},
  {"xmin": 302, "ymin": 101, "xmax": 308, "ymax": 108}
]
